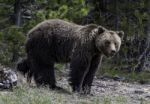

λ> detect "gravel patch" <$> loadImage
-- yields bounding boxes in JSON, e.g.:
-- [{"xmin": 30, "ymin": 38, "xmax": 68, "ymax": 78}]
[{"xmin": 57, "ymin": 70, "xmax": 150, "ymax": 104}]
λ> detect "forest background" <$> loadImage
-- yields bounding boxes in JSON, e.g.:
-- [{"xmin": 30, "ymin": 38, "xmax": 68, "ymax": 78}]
[{"xmin": 0, "ymin": 0, "xmax": 150, "ymax": 80}]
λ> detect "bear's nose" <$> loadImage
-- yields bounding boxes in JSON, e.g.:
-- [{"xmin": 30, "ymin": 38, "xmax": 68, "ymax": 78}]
[{"xmin": 111, "ymin": 50, "xmax": 116, "ymax": 55}]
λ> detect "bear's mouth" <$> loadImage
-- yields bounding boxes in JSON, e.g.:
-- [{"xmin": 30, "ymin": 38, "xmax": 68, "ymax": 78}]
[
  {"xmin": 97, "ymin": 46, "xmax": 115, "ymax": 57},
  {"xmin": 103, "ymin": 51, "xmax": 115, "ymax": 57},
  {"xmin": 104, "ymin": 53, "xmax": 111, "ymax": 57}
]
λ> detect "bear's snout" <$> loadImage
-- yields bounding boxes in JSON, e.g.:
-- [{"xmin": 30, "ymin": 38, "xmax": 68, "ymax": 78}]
[{"xmin": 110, "ymin": 50, "xmax": 116, "ymax": 56}]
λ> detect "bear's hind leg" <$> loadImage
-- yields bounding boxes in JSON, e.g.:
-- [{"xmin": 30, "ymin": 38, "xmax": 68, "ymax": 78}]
[{"xmin": 32, "ymin": 62, "xmax": 56, "ymax": 89}]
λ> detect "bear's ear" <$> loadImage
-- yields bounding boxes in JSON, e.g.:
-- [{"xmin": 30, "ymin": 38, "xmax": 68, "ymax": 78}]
[
  {"xmin": 98, "ymin": 26, "xmax": 106, "ymax": 34},
  {"xmin": 82, "ymin": 24, "xmax": 98, "ymax": 33},
  {"xmin": 117, "ymin": 31, "xmax": 124, "ymax": 39}
]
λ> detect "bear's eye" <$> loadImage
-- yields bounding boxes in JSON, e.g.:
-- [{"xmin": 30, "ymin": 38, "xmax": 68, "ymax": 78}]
[
  {"xmin": 105, "ymin": 40, "xmax": 110, "ymax": 46},
  {"xmin": 114, "ymin": 42, "xmax": 117, "ymax": 47},
  {"xmin": 114, "ymin": 42, "xmax": 118, "ymax": 49}
]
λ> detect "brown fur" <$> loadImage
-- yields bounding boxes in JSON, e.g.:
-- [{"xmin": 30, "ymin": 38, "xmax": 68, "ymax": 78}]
[{"xmin": 17, "ymin": 19, "xmax": 124, "ymax": 94}]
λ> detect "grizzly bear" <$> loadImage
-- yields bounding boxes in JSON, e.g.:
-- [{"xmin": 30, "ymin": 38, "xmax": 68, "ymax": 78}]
[{"xmin": 17, "ymin": 19, "xmax": 124, "ymax": 94}]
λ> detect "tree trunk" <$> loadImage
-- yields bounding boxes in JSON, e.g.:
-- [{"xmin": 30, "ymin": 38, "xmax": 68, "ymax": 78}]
[
  {"xmin": 134, "ymin": 1, "xmax": 150, "ymax": 72},
  {"xmin": 14, "ymin": 0, "xmax": 22, "ymax": 26},
  {"xmin": 114, "ymin": 0, "xmax": 119, "ymax": 30},
  {"xmin": 11, "ymin": 0, "xmax": 22, "ymax": 62}
]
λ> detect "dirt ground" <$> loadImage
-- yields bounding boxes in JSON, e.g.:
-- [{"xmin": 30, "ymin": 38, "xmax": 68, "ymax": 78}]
[
  {"xmin": 57, "ymin": 70, "xmax": 150, "ymax": 104},
  {"xmin": 0, "ymin": 65, "xmax": 150, "ymax": 104}
]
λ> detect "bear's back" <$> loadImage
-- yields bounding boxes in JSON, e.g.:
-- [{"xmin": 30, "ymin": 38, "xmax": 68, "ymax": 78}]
[
  {"xmin": 27, "ymin": 19, "xmax": 82, "ymax": 39},
  {"xmin": 26, "ymin": 19, "xmax": 83, "ymax": 63}
]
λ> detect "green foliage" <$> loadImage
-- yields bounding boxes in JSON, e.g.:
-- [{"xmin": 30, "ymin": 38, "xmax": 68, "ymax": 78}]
[
  {"xmin": 0, "ymin": 85, "xmax": 149, "ymax": 104},
  {"xmin": 27, "ymin": 0, "xmax": 89, "ymax": 25},
  {"xmin": 0, "ymin": 0, "xmax": 149, "ymax": 72},
  {"xmin": 55, "ymin": 64, "xmax": 64, "ymax": 70},
  {"xmin": 0, "ymin": 0, "xmax": 15, "ymax": 4},
  {"xmin": 22, "ymin": 20, "xmax": 37, "ymax": 33},
  {"xmin": 0, "ymin": 26, "xmax": 25, "ymax": 65},
  {"xmin": 21, "ymin": 0, "xmax": 90, "ymax": 33},
  {"xmin": 0, "ymin": 0, "xmax": 90, "ymax": 65},
  {"xmin": 97, "ymin": 63, "xmax": 150, "ymax": 83}
]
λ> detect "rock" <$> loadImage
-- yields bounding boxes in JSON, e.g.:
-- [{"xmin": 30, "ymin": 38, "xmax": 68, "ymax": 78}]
[
  {"xmin": 0, "ymin": 68, "xmax": 18, "ymax": 90},
  {"xmin": 100, "ymin": 75, "xmax": 124, "ymax": 81},
  {"xmin": 113, "ymin": 75, "xmax": 125, "ymax": 81},
  {"xmin": 134, "ymin": 90, "xmax": 145, "ymax": 94},
  {"xmin": 145, "ymin": 95, "xmax": 150, "ymax": 99}
]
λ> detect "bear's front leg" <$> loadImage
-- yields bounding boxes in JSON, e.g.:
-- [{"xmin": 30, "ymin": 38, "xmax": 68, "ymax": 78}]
[
  {"xmin": 69, "ymin": 53, "xmax": 91, "ymax": 93},
  {"xmin": 82, "ymin": 55, "xmax": 103, "ymax": 94}
]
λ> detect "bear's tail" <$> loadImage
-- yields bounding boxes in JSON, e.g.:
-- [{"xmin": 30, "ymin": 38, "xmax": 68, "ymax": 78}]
[
  {"xmin": 17, "ymin": 58, "xmax": 33, "ymax": 83},
  {"xmin": 17, "ymin": 58, "xmax": 30, "ymax": 76}
]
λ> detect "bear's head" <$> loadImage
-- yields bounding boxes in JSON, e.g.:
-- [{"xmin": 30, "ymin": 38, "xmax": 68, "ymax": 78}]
[{"xmin": 94, "ymin": 26, "xmax": 124, "ymax": 57}]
